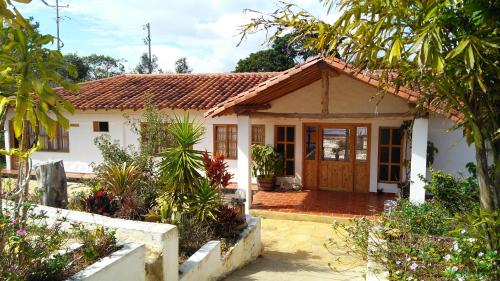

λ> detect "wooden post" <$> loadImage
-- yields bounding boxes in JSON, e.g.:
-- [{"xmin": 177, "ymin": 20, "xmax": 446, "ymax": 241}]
[
  {"xmin": 35, "ymin": 160, "xmax": 68, "ymax": 208},
  {"xmin": 321, "ymin": 71, "xmax": 330, "ymax": 115}
]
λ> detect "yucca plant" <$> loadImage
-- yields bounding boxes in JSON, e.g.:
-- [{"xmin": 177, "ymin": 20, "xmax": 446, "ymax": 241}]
[
  {"xmin": 189, "ymin": 178, "xmax": 221, "ymax": 222},
  {"xmin": 100, "ymin": 162, "xmax": 142, "ymax": 198},
  {"xmin": 159, "ymin": 114, "xmax": 205, "ymax": 210}
]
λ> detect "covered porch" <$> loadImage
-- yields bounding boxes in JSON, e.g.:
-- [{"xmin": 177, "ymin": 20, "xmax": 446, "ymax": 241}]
[{"xmin": 208, "ymin": 57, "xmax": 431, "ymax": 214}]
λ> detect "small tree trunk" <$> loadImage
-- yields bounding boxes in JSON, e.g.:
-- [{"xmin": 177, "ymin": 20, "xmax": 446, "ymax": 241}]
[
  {"xmin": 475, "ymin": 141, "xmax": 498, "ymax": 210},
  {"xmin": 35, "ymin": 160, "xmax": 68, "ymax": 208}
]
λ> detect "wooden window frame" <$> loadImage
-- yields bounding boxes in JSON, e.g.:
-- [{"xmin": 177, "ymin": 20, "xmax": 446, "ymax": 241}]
[
  {"xmin": 355, "ymin": 126, "xmax": 370, "ymax": 162},
  {"xmin": 251, "ymin": 125, "xmax": 265, "ymax": 145},
  {"xmin": 213, "ymin": 124, "xmax": 238, "ymax": 160},
  {"xmin": 37, "ymin": 125, "xmax": 69, "ymax": 153},
  {"xmin": 377, "ymin": 127, "xmax": 403, "ymax": 183},
  {"xmin": 93, "ymin": 121, "xmax": 110, "ymax": 132},
  {"xmin": 274, "ymin": 125, "xmax": 295, "ymax": 177}
]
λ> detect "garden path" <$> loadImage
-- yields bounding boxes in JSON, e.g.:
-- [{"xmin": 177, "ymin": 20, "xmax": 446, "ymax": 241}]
[{"xmin": 224, "ymin": 218, "xmax": 365, "ymax": 281}]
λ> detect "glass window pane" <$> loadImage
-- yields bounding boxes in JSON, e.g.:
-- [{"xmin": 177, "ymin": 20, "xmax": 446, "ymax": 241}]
[
  {"xmin": 391, "ymin": 147, "xmax": 401, "ymax": 164},
  {"xmin": 305, "ymin": 126, "xmax": 316, "ymax": 160},
  {"xmin": 286, "ymin": 143, "xmax": 294, "ymax": 159},
  {"xmin": 286, "ymin": 160, "xmax": 294, "ymax": 176},
  {"xmin": 391, "ymin": 128, "xmax": 401, "ymax": 145},
  {"xmin": 356, "ymin": 127, "xmax": 368, "ymax": 160},
  {"xmin": 277, "ymin": 127, "xmax": 285, "ymax": 142},
  {"xmin": 323, "ymin": 128, "xmax": 349, "ymax": 160},
  {"xmin": 276, "ymin": 143, "xmax": 285, "ymax": 155},
  {"xmin": 379, "ymin": 165, "xmax": 389, "ymax": 181},
  {"xmin": 380, "ymin": 128, "xmax": 390, "ymax": 145},
  {"xmin": 390, "ymin": 165, "xmax": 401, "ymax": 181},
  {"xmin": 286, "ymin": 127, "xmax": 294, "ymax": 142},
  {"xmin": 380, "ymin": 147, "xmax": 389, "ymax": 163}
]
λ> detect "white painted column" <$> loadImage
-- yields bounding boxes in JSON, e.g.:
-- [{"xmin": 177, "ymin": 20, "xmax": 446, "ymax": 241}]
[
  {"xmin": 409, "ymin": 117, "xmax": 429, "ymax": 203},
  {"xmin": 237, "ymin": 115, "xmax": 252, "ymax": 214}
]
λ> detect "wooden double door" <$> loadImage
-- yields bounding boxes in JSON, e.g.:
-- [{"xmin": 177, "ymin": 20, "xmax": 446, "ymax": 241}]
[{"xmin": 303, "ymin": 123, "xmax": 370, "ymax": 192}]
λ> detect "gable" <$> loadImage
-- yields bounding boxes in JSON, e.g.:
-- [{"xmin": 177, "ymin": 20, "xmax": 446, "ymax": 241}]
[{"xmin": 263, "ymin": 74, "xmax": 409, "ymax": 114}]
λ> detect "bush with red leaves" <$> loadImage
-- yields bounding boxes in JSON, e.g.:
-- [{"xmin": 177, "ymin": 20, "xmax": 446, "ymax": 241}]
[
  {"xmin": 202, "ymin": 151, "xmax": 233, "ymax": 189},
  {"xmin": 85, "ymin": 189, "xmax": 118, "ymax": 216}
]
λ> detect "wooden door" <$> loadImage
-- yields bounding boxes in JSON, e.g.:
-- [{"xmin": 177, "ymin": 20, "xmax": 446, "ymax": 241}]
[
  {"xmin": 354, "ymin": 126, "xmax": 370, "ymax": 193},
  {"xmin": 318, "ymin": 126, "xmax": 355, "ymax": 192},
  {"xmin": 303, "ymin": 125, "xmax": 318, "ymax": 189},
  {"xmin": 302, "ymin": 123, "xmax": 371, "ymax": 192}
]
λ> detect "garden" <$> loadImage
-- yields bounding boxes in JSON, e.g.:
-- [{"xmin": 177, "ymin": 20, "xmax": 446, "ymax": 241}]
[
  {"xmin": 68, "ymin": 106, "xmax": 247, "ymax": 262},
  {"xmin": 326, "ymin": 164, "xmax": 499, "ymax": 280}
]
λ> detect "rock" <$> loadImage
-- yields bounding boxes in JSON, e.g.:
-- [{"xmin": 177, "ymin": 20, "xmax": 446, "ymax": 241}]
[{"xmin": 35, "ymin": 160, "xmax": 68, "ymax": 208}]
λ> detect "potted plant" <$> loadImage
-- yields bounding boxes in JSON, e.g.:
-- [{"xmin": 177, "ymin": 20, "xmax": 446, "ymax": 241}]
[{"xmin": 250, "ymin": 144, "xmax": 284, "ymax": 191}]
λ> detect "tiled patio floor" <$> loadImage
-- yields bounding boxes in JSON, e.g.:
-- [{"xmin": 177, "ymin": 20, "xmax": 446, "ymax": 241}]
[{"xmin": 252, "ymin": 190, "xmax": 395, "ymax": 217}]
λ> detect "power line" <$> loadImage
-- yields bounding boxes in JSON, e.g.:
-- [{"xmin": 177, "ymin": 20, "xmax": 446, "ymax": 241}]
[
  {"xmin": 41, "ymin": 0, "xmax": 69, "ymax": 51},
  {"xmin": 143, "ymin": 23, "xmax": 152, "ymax": 74}
]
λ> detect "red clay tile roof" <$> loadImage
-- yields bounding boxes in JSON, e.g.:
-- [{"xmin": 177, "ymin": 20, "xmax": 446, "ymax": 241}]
[
  {"xmin": 205, "ymin": 57, "xmax": 461, "ymax": 121},
  {"xmin": 56, "ymin": 72, "xmax": 279, "ymax": 111},
  {"xmin": 205, "ymin": 56, "xmax": 421, "ymax": 117}
]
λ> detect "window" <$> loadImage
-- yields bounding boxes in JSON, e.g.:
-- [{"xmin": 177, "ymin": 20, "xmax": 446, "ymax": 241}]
[
  {"xmin": 378, "ymin": 127, "xmax": 402, "ymax": 182},
  {"xmin": 356, "ymin": 127, "xmax": 368, "ymax": 161},
  {"xmin": 322, "ymin": 128, "xmax": 350, "ymax": 161},
  {"xmin": 275, "ymin": 125, "xmax": 295, "ymax": 176},
  {"xmin": 140, "ymin": 123, "xmax": 173, "ymax": 154},
  {"xmin": 93, "ymin": 121, "xmax": 109, "ymax": 132},
  {"xmin": 214, "ymin": 125, "xmax": 237, "ymax": 159},
  {"xmin": 305, "ymin": 126, "xmax": 317, "ymax": 160},
  {"xmin": 34, "ymin": 125, "xmax": 69, "ymax": 152},
  {"xmin": 251, "ymin": 125, "xmax": 265, "ymax": 145}
]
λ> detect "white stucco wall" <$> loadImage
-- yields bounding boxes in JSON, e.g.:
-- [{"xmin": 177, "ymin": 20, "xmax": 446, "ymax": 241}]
[{"xmin": 428, "ymin": 114, "xmax": 476, "ymax": 177}]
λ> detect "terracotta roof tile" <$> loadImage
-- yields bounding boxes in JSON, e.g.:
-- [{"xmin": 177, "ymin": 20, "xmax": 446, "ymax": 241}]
[{"xmin": 56, "ymin": 72, "xmax": 279, "ymax": 111}]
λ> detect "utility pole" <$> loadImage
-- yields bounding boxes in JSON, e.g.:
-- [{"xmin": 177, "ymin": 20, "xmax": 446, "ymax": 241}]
[
  {"xmin": 42, "ymin": 0, "xmax": 69, "ymax": 51},
  {"xmin": 143, "ymin": 23, "xmax": 152, "ymax": 74}
]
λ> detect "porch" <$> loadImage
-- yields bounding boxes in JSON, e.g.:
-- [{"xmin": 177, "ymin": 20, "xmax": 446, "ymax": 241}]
[
  {"xmin": 251, "ymin": 190, "xmax": 395, "ymax": 217},
  {"xmin": 206, "ymin": 58, "xmax": 430, "ymax": 215}
]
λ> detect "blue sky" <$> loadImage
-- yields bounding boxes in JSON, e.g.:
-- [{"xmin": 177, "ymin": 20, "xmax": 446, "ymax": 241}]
[{"xmin": 17, "ymin": 0, "xmax": 339, "ymax": 73}]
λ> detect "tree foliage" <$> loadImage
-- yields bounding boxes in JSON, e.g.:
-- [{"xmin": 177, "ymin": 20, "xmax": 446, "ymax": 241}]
[
  {"xmin": 174, "ymin": 57, "xmax": 192, "ymax": 74},
  {"xmin": 134, "ymin": 52, "xmax": 162, "ymax": 74},
  {"xmin": 241, "ymin": 0, "xmax": 500, "ymax": 210},
  {"xmin": 62, "ymin": 53, "xmax": 89, "ymax": 82},
  {"xmin": 84, "ymin": 54, "xmax": 125, "ymax": 79},
  {"xmin": 235, "ymin": 34, "xmax": 315, "ymax": 72},
  {"xmin": 0, "ymin": 0, "xmax": 77, "ymax": 220}
]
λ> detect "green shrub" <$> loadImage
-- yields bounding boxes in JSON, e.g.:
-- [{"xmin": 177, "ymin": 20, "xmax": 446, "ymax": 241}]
[
  {"xmin": 424, "ymin": 167, "xmax": 479, "ymax": 213},
  {"xmin": 0, "ymin": 205, "xmax": 70, "ymax": 281},
  {"xmin": 387, "ymin": 200, "xmax": 453, "ymax": 236}
]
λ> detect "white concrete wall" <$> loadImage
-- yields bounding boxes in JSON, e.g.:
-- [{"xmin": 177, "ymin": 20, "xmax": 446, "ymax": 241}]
[
  {"xmin": 25, "ymin": 203, "xmax": 179, "ymax": 281},
  {"xmin": 428, "ymin": 115, "xmax": 476, "ymax": 176},
  {"xmin": 69, "ymin": 242, "xmax": 145, "ymax": 281},
  {"xmin": 179, "ymin": 216, "xmax": 262, "ymax": 281}
]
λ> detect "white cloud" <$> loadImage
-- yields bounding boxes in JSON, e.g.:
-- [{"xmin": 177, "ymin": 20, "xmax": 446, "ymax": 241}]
[{"xmin": 19, "ymin": 0, "xmax": 337, "ymax": 72}]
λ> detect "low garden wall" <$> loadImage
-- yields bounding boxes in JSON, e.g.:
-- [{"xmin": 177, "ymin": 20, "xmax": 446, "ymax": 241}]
[
  {"xmin": 179, "ymin": 216, "xmax": 262, "ymax": 281},
  {"xmin": 68, "ymin": 242, "xmax": 145, "ymax": 281},
  {"xmin": 27, "ymin": 204, "xmax": 179, "ymax": 281}
]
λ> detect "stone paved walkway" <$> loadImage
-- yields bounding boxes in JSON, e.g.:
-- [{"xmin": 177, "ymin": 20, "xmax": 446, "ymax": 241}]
[{"xmin": 224, "ymin": 218, "xmax": 366, "ymax": 281}]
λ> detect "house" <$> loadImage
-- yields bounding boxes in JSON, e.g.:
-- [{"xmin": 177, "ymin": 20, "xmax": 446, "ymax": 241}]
[{"xmin": 3, "ymin": 57, "xmax": 475, "ymax": 212}]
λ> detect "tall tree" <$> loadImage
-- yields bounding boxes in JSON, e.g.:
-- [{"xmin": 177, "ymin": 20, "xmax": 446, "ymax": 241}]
[
  {"xmin": 235, "ymin": 34, "xmax": 315, "ymax": 72},
  {"xmin": 84, "ymin": 54, "xmax": 125, "ymax": 80},
  {"xmin": 174, "ymin": 57, "xmax": 192, "ymax": 73},
  {"xmin": 241, "ymin": 0, "xmax": 500, "ymax": 210},
  {"xmin": 135, "ymin": 52, "xmax": 162, "ymax": 74},
  {"xmin": 62, "ymin": 53, "xmax": 89, "ymax": 82},
  {"xmin": 0, "ymin": 0, "xmax": 77, "ymax": 218}
]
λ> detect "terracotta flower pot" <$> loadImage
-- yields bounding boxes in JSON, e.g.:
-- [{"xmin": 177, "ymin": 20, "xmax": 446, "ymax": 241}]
[{"xmin": 257, "ymin": 175, "xmax": 275, "ymax": 191}]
